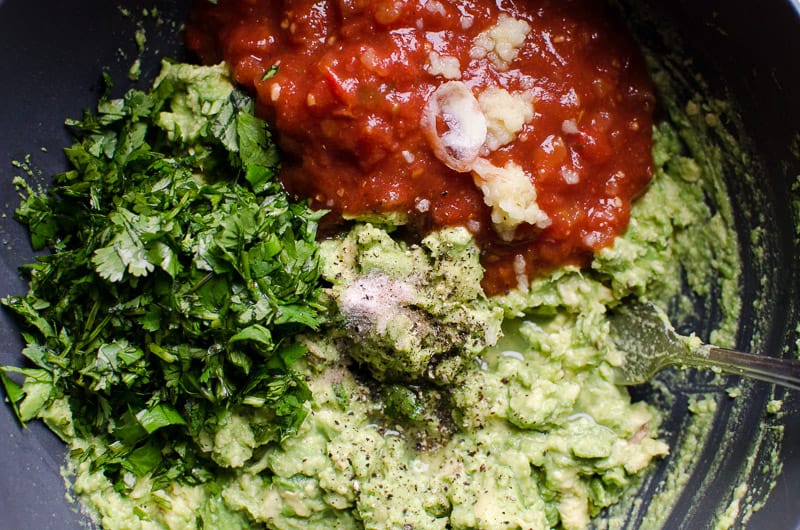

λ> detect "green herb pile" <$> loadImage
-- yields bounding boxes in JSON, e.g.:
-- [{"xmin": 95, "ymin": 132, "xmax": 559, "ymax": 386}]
[{"xmin": 1, "ymin": 61, "xmax": 326, "ymax": 488}]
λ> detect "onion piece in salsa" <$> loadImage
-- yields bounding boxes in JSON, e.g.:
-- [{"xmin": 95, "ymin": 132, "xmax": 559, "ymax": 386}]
[{"xmin": 186, "ymin": 0, "xmax": 656, "ymax": 294}]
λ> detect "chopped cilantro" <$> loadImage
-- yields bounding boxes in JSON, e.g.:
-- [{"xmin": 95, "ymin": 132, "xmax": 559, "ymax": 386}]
[
  {"xmin": 2, "ymin": 61, "xmax": 326, "ymax": 486},
  {"xmin": 261, "ymin": 64, "xmax": 279, "ymax": 81}
]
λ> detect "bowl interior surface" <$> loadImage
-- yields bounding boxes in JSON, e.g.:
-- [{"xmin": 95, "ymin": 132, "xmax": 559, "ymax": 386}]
[{"xmin": 620, "ymin": 1, "xmax": 800, "ymax": 527}]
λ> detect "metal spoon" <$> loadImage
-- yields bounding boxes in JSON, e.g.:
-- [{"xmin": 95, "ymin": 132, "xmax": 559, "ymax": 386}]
[{"xmin": 608, "ymin": 301, "xmax": 800, "ymax": 390}]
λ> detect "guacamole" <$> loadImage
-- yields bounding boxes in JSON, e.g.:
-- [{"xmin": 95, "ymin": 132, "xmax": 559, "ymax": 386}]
[
  {"xmin": 2, "ymin": 36, "xmax": 746, "ymax": 528},
  {"xmin": 39, "ymin": 105, "xmax": 735, "ymax": 530}
]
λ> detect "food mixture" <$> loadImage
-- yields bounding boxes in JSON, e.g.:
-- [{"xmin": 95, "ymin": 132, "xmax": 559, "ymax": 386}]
[{"xmin": 1, "ymin": 1, "xmax": 743, "ymax": 529}]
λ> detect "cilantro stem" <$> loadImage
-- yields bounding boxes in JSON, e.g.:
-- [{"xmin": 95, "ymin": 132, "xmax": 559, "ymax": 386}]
[
  {"xmin": 188, "ymin": 272, "xmax": 214, "ymax": 294},
  {"xmin": 241, "ymin": 251, "xmax": 251, "ymax": 282},
  {"xmin": 76, "ymin": 314, "xmax": 113, "ymax": 352},
  {"xmin": 81, "ymin": 299, "xmax": 101, "ymax": 344},
  {"xmin": 163, "ymin": 191, "xmax": 192, "ymax": 223}
]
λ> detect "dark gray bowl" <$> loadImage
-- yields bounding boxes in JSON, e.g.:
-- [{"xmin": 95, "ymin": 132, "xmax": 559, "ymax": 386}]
[{"xmin": 0, "ymin": 0, "xmax": 797, "ymax": 528}]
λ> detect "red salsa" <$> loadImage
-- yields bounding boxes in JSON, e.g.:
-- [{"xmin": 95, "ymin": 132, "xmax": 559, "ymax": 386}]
[{"xmin": 186, "ymin": 0, "xmax": 655, "ymax": 295}]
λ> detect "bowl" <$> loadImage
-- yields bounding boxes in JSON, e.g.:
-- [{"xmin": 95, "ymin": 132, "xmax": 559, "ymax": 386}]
[{"xmin": 0, "ymin": 0, "xmax": 797, "ymax": 528}]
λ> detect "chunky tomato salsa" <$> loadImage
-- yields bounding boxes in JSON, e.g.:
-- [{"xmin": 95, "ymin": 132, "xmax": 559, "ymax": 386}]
[{"xmin": 186, "ymin": 0, "xmax": 655, "ymax": 294}]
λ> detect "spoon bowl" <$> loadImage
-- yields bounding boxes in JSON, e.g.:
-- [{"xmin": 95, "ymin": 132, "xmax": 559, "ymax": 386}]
[{"xmin": 608, "ymin": 301, "xmax": 800, "ymax": 390}]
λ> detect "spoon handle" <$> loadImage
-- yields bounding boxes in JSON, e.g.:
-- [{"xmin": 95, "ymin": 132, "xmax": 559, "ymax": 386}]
[{"xmin": 694, "ymin": 345, "xmax": 800, "ymax": 390}]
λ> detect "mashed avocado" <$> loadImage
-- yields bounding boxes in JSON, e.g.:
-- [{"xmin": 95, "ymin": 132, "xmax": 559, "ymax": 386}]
[{"xmin": 320, "ymin": 225, "xmax": 503, "ymax": 384}]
